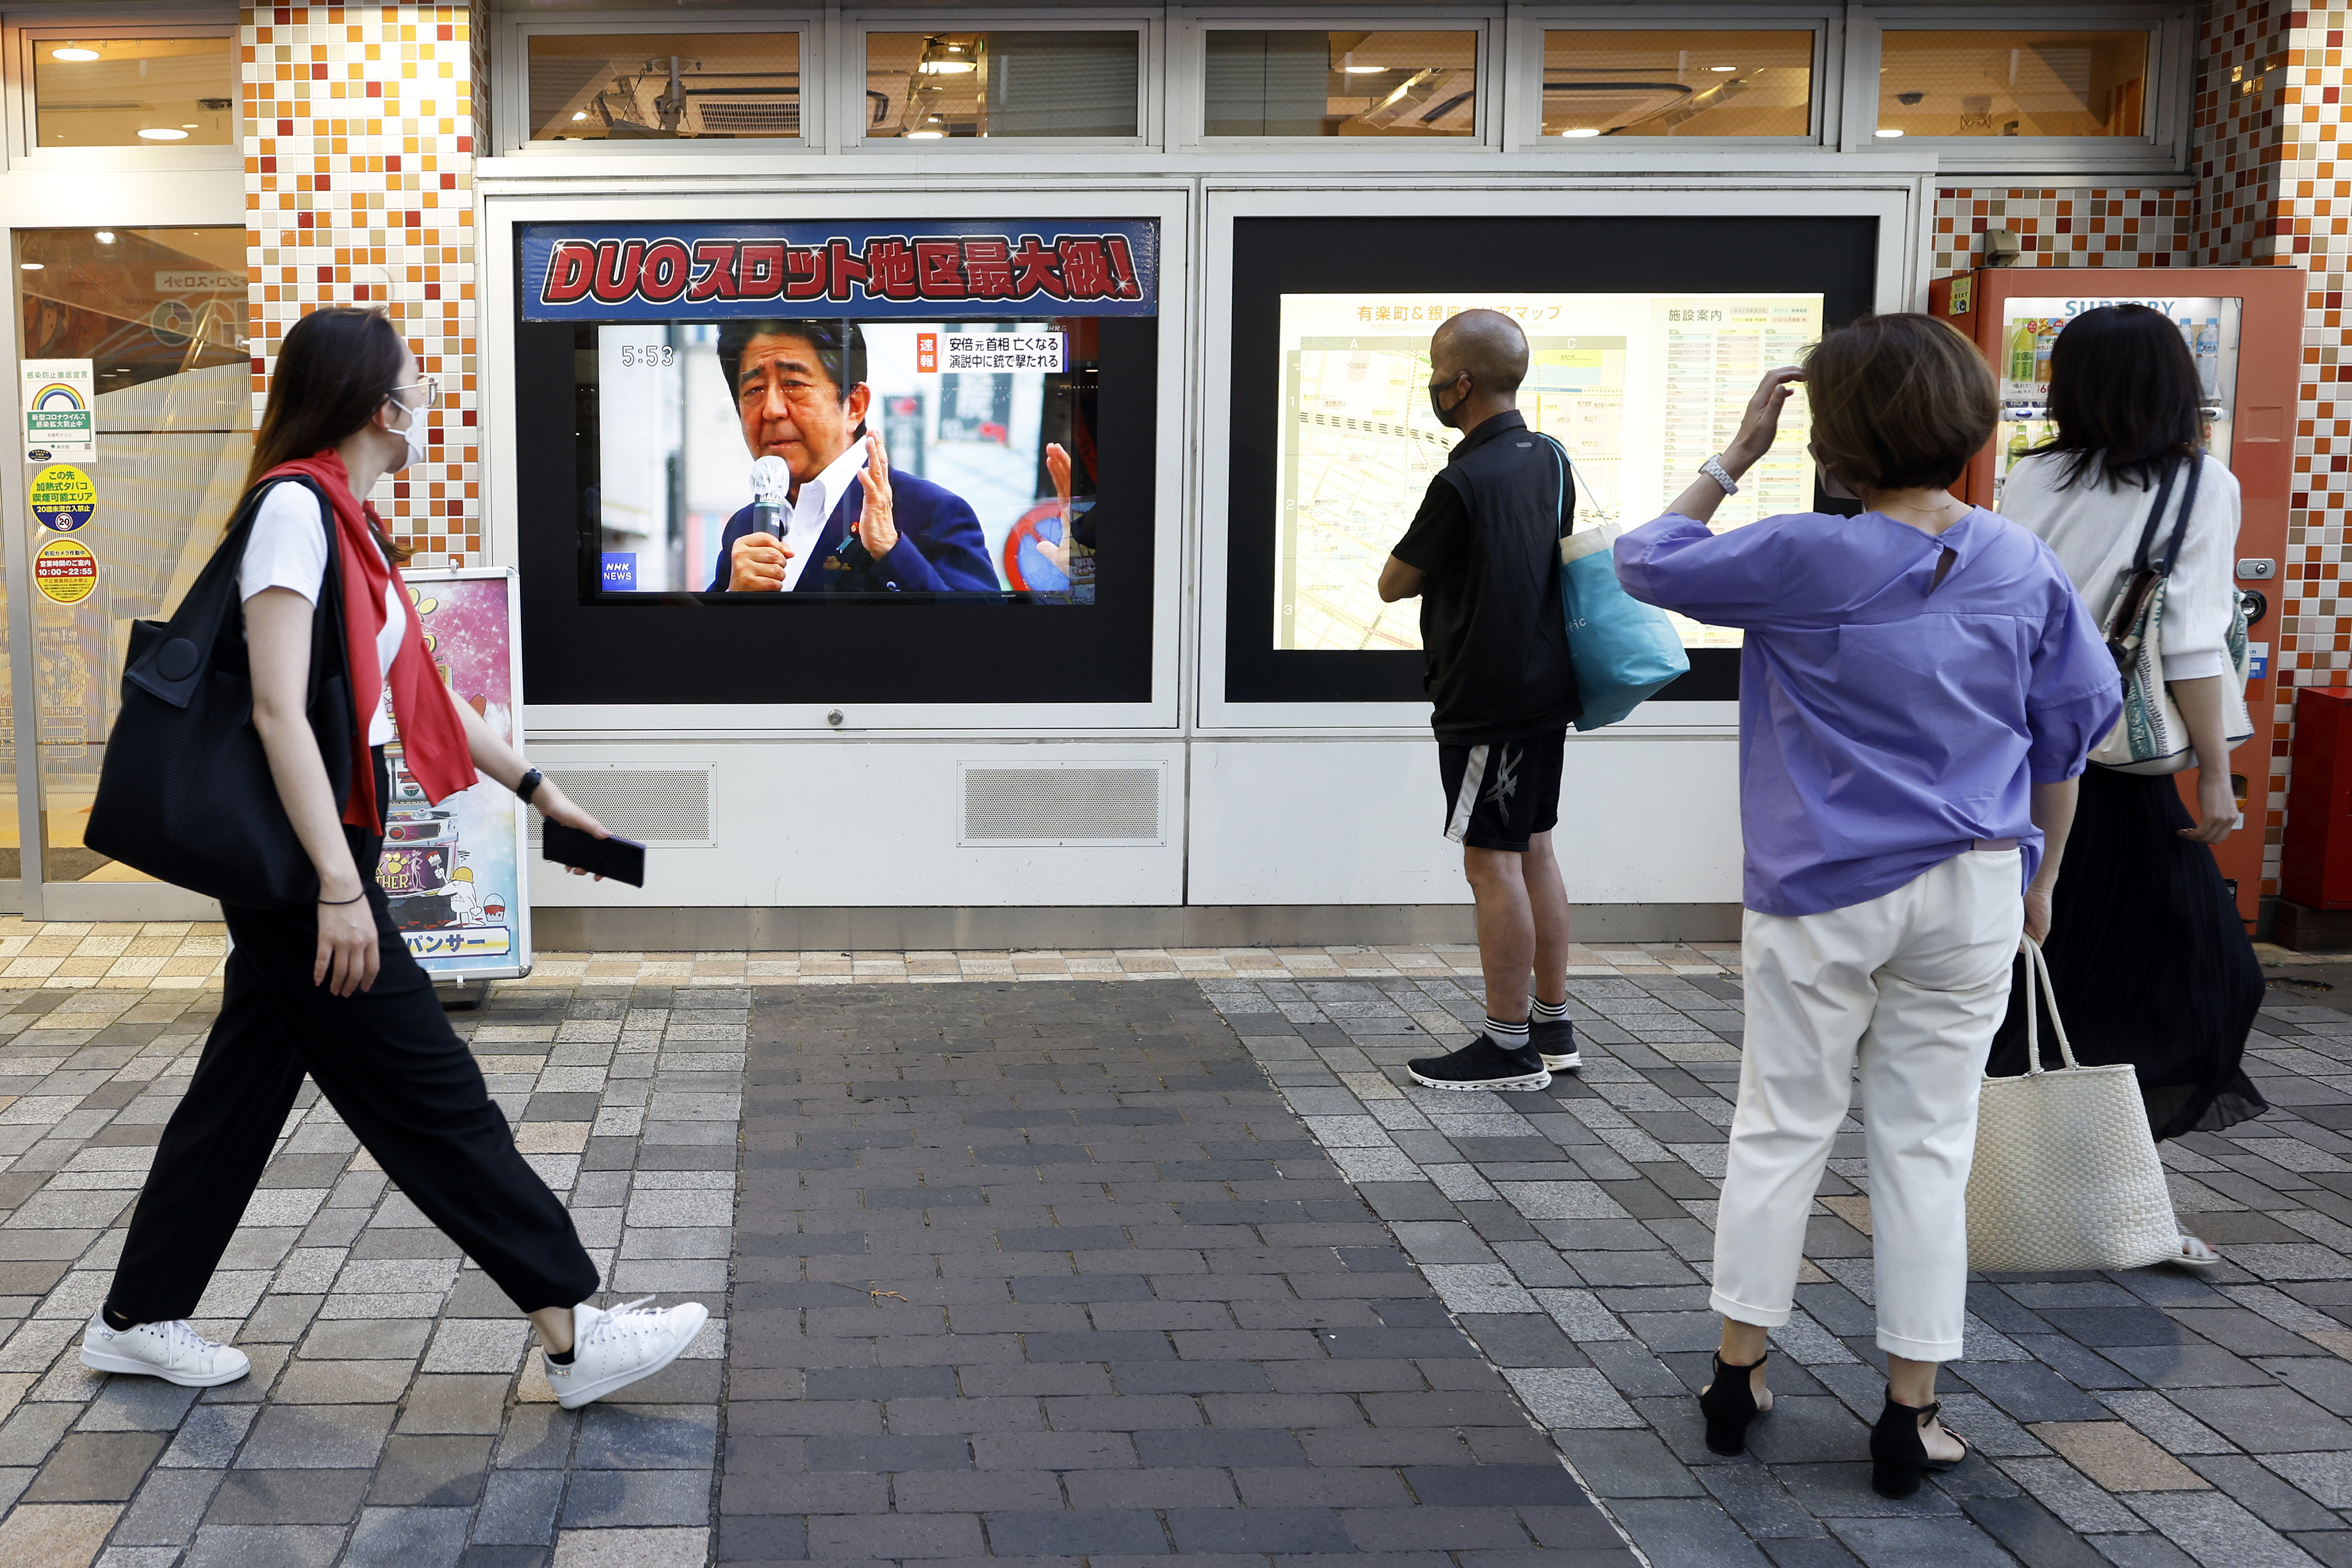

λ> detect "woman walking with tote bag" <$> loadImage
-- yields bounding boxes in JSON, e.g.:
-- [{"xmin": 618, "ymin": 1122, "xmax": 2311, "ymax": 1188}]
[
  {"xmin": 1990, "ymin": 304, "xmax": 2269, "ymax": 1269},
  {"xmin": 81, "ymin": 306, "xmax": 707, "ymax": 1407}
]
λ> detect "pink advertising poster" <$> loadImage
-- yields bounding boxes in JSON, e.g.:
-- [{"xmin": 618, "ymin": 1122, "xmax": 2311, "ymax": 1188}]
[{"xmin": 375, "ymin": 569, "xmax": 532, "ymax": 980}]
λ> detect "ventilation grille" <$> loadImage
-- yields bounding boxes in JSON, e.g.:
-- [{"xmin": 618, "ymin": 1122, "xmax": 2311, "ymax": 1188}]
[
  {"xmin": 526, "ymin": 767, "xmax": 714, "ymax": 848},
  {"xmin": 697, "ymin": 101, "xmax": 800, "ymax": 135},
  {"xmin": 960, "ymin": 765, "xmax": 1165, "ymax": 847}
]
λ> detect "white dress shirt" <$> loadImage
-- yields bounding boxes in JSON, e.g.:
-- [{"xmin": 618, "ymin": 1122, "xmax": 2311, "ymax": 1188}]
[
  {"xmin": 777, "ymin": 438, "xmax": 876, "ymax": 591},
  {"xmin": 1999, "ymin": 450, "xmax": 2241, "ymax": 682}
]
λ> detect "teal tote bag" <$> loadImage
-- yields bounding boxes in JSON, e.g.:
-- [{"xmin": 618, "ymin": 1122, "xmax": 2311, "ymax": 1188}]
[{"xmin": 1542, "ymin": 436, "xmax": 1690, "ymax": 731}]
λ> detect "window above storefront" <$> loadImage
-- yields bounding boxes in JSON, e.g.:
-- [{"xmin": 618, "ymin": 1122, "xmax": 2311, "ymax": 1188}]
[
  {"xmin": 864, "ymin": 29, "xmax": 1142, "ymax": 140},
  {"xmin": 1540, "ymin": 28, "xmax": 1814, "ymax": 139},
  {"xmin": 28, "ymin": 32, "xmax": 234, "ymax": 149},
  {"xmin": 527, "ymin": 30, "xmax": 804, "ymax": 141},
  {"xmin": 1876, "ymin": 28, "xmax": 2148, "ymax": 141},
  {"xmin": 1202, "ymin": 29, "xmax": 1478, "ymax": 139}
]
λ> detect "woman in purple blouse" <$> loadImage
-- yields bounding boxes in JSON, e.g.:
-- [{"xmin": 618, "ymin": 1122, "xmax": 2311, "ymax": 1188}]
[{"xmin": 1616, "ymin": 315, "xmax": 2119, "ymax": 1499}]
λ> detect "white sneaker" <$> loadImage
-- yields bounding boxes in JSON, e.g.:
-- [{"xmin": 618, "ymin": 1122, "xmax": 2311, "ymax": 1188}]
[
  {"xmin": 543, "ymin": 1296, "xmax": 710, "ymax": 1410},
  {"xmin": 79, "ymin": 1313, "xmax": 250, "ymax": 1388}
]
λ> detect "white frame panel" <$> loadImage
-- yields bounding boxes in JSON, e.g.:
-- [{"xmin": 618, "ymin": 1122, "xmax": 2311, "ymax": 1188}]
[
  {"xmin": 1505, "ymin": 5, "xmax": 1841, "ymax": 153},
  {"xmin": 1846, "ymin": 4, "xmax": 2193, "ymax": 173},
  {"xmin": 497, "ymin": 11, "xmax": 821, "ymax": 157},
  {"xmin": 846, "ymin": 10, "xmax": 1161, "ymax": 153},
  {"xmin": 1173, "ymin": 7, "xmax": 1499, "ymax": 152},
  {"xmin": 1192, "ymin": 178, "xmax": 1923, "ymax": 738},
  {"xmin": 479, "ymin": 185, "xmax": 1191, "ymax": 741},
  {"xmin": 6, "ymin": 11, "xmax": 240, "ymax": 175}
]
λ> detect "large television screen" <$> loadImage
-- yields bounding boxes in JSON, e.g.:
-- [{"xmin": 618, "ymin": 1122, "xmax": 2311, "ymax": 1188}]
[
  {"xmin": 510, "ymin": 218, "xmax": 1161, "ymax": 708},
  {"xmin": 1220, "ymin": 215, "xmax": 1880, "ymax": 708},
  {"xmin": 1271, "ymin": 292, "xmax": 1820, "ymax": 653}
]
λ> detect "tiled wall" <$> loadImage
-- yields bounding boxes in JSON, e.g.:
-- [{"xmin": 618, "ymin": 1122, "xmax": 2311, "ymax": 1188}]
[
  {"xmin": 1929, "ymin": 188, "xmax": 2193, "ymax": 280},
  {"xmin": 2186, "ymin": 0, "xmax": 2344, "ymax": 897},
  {"xmin": 243, "ymin": 2, "xmax": 483, "ymax": 569}
]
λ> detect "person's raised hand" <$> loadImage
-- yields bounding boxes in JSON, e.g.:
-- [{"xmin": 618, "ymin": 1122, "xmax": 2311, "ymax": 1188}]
[
  {"xmin": 1725, "ymin": 367, "xmax": 1805, "ymax": 471},
  {"xmin": 1040, "ymin": 442, "xmax": 1075, "ymax": 571},
  {"xmin": 855, "ymin": 432, "xmax": 898, "ymax": 560},
  {"xmin": 728, "ymin": 531, "xmax": 791, "ymax": 591}
]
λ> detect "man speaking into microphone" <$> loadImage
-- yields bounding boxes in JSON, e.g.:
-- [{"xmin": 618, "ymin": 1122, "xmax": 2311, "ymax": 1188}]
[{"xmin": 706, "ymin": 319, "xmax": 996, "ymax": 594}]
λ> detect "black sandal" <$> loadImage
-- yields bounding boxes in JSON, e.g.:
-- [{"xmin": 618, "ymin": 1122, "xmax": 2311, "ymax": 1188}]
[
  {"xmin": 1698, "ymin": 1351, "xmax": 1770, "ymax": 1456},
  {"xmin": 1870, "ymin": 1395, "xmax": 1971, "ymax": 1498}
]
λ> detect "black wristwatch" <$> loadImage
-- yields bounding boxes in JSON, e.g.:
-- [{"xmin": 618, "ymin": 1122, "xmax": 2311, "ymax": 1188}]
[{"xmin": 514, "ymin": 768, "xmax": 544, "ymax": 804}]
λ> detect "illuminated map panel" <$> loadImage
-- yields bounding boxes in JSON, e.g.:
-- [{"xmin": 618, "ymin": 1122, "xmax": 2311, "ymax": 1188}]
[{"xmin": 1274, "ymin": 293, "xmax": 1822, "ymax": 653}]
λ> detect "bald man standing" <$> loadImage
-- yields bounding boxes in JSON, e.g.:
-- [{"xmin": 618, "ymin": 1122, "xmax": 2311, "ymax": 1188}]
[{"xmin": 1378, "ymin": 310, "xmax": 1582, "ymax": 1091}]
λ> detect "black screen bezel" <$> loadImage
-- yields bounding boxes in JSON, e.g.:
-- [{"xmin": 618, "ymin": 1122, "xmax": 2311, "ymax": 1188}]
[{"xmin": 1222, "ymin": 214, "xmax": 1881, "ymax": 707}]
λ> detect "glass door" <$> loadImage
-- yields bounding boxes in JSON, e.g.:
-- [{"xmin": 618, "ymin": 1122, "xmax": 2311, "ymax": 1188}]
[{"xmin": 11, "ymin": 227, "xmax": 249, "ymax": 901}]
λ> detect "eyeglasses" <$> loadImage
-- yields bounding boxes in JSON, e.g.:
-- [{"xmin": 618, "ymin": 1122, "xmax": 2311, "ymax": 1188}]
[{"xmin": 390, "ymin": 376, "xmax": 440, "ymax": 411}]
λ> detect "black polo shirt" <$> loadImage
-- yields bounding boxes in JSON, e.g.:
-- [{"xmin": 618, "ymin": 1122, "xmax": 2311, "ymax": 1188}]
[{"xmin": 1390, "ymin": 410, "xmax": 1582, "ymax": 744}]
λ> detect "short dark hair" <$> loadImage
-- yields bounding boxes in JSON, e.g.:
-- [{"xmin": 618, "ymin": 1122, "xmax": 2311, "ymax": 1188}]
[
  {"xmin": 1803, "ymin": 313, "xmax": 1996, "ymax": 492},
  {"xmin": 716, "ymin": 319, "xmax": 867, "ymax": 403},
  {"xmin": 2036, "ymin": 304, "xmax": 2204, "ymax": 492}
]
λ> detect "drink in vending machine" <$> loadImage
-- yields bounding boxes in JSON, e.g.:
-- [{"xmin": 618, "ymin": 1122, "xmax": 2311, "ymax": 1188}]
[
  {"xmin": 2033, "ymin": 322, "xmax": 2057, "ymax": 385},
  {"xmin": 2008, "ymin": 320, "xmax": 2038, "ymax": 382},
  {"xmin": 2193, "ymin": 317, "xmax": 2221, "ymax": 399}
]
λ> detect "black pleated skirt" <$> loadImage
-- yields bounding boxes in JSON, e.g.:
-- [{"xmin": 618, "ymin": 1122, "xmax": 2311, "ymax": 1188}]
[{"xmin": 1986, "ymin": 764, "xmax": 2269, "ymax": 1140}]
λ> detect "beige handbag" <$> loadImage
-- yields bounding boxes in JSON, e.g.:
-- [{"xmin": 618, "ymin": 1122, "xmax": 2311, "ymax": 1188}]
[{"xmin": 1965, "ymin": 944, "xmax": 2180, "ymax": 1274}]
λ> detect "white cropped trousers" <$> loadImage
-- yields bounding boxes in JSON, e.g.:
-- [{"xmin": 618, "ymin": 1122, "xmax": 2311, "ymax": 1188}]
[{"xmin": 1712, "ymin": 849, "xmax": 2024, "ymax": 1361}]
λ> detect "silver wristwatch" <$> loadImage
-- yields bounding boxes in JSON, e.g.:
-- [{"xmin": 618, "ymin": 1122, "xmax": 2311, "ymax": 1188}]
[{"xmin": 1700, "ymin": 456, "xmax": 1740, "ymax": 496}]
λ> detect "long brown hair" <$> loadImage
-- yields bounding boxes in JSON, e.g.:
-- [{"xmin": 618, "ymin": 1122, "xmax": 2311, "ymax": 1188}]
[{"xmin": 244, "ymin": 305, "xmax": 413, "ymax": 559}]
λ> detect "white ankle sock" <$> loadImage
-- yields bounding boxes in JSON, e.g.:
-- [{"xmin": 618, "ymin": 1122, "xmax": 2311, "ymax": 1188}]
[
  {"xmin": 1531, "ymin": 997, "xmax": 1568, "ymax": 1022},
  {"xmin": 1486, "ymin": 1015, "xmax": 1531, "ymax": 1051}
]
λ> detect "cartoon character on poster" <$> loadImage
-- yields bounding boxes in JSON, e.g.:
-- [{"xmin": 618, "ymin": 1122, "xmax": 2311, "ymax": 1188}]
[{"xmin": 372, "ymin": 571, "xmax": 530, "ymax": 979}]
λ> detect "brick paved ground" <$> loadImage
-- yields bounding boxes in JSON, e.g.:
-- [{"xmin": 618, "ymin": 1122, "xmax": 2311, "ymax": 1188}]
[
  {"xmin": 1212, "ymin": 967, "xmax": 2352, "ymax": 1568},
  {"xmin": 0, "ymin": 981, "xmax": 737, "ymax": 1568},
  {"xmin": 723, "ymin": 980, "xmax": 1633, "ymax": 1567},
  {"xmin": 5, "ymin": 947, "xmax": 2352, "ymax": 1567}
]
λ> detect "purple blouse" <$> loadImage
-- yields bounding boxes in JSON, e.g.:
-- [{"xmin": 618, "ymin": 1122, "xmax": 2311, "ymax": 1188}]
[{"xmin": 1616, "ymin": 507, "xmax": 2121, "ymax": 918}]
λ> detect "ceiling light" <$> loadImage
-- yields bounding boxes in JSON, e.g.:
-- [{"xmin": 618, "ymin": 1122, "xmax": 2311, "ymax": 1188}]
[
  {"xmin": 51, "ymin": 47, "xmax": 99, "ymax": 62},
  {"xmin": 137, "ymin": 128, "xmax": 188, "ymax": 141},
  {"xmin": 1344, "ymin": 65, "xmax": 1388, "ymax": 75},
  {"xmin": 19, "ymin": 263, "xmax": 42, "ymax": 271},
  {"xmin": 1875, "ymin": 127, "xmax": 1905, "ymax": 138},
  {"xmin": 572, "ymin": 111, "xmax": 587, "ymax": 121},
  {"xmin": 94, "ymin": 231, "xmax": 115, "ymax": 243},
  {"xmin": 181, "ymin": 123, "xmax": 198, "ymax": 129},
  {"xmin": 919, "ymin": 61, "xmax": 975, "ymax": 74},
  {"xmin": 1562, "ymin": 126, "xmax": 1602, "ymax": 138},
  {"xmin": 907, "ymin": 130, "xmax": 946, "ymax": 139},
  {"xmin": 1710, "ymin": 65, "xmax": 1738, "ymax": 72}
]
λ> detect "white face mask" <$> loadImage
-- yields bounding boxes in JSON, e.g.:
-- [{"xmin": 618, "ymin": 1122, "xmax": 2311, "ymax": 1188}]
[{"xmin": 387, "ymin": 396, "xmax": 429, "ymax": 471}]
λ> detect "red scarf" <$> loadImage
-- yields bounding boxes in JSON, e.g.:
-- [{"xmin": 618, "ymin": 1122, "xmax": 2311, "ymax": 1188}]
[{"xmin": 259, "ymin": 452, "xmax": 474, "ymax": 828}]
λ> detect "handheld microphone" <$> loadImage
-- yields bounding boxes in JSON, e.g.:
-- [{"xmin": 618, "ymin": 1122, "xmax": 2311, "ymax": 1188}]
[{"xmin": 749, "ymin": 456, "xmax": 789, "ymax": 536}]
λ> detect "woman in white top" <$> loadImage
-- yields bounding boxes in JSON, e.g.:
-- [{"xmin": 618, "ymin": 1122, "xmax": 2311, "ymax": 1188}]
[
  {"xmin": 82, "ymin": 307, "xmax": 710, "ymax": 1405},
  {"xmin": 1993, "ymin": 303, "xmax": 2269, "ymax": 1267}
]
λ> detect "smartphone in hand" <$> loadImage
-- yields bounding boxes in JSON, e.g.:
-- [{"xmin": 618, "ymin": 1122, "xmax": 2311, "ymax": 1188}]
[{"xmin": 542, "ymin": 821, "xmax": 646, "ymax": 888}]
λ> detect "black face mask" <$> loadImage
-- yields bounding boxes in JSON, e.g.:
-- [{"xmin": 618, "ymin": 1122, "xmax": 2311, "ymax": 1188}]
[{"xmin": 1428, "ymin": 373, "xmax": 1470, "ymax": 429}]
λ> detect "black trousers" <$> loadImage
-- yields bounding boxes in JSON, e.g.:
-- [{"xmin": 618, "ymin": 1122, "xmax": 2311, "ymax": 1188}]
[{"xmin": 109, "ymin": 767, "xmax": 597, "ymax": 1322}]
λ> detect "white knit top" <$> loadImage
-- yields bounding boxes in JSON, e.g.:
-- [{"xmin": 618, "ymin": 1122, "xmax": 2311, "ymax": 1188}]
[{"xmin": 1999, "ymin": 450, "xmax": 2240, "ymax": 683}]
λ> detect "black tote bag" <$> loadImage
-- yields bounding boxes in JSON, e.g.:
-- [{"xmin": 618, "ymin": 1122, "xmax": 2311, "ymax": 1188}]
[{"xmin": 85, "ymin": 477, "xmax": 355, "ymax": 908}]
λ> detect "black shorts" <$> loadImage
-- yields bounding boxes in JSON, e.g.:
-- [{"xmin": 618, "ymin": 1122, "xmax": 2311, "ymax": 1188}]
[{"xmin": 1438, "ymin": 729, "xmax": 1566, "ymax": 852}]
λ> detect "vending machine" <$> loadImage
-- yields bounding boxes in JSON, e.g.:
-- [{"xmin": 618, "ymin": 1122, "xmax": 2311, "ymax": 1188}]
[{"xmin": 1930, "ymin": 266, "xmax": 2305, "ymax": 932}]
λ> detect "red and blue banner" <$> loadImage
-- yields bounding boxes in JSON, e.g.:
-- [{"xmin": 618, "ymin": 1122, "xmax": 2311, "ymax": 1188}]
[{"xmin": 519, "ymin": 220, "xmax": 1158, "ymax": 320}]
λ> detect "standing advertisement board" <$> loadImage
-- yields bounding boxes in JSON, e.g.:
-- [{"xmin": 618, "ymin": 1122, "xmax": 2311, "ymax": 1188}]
[{"xmin": 375, "ymin": 568, "xmax": 533, "ymax": 981}]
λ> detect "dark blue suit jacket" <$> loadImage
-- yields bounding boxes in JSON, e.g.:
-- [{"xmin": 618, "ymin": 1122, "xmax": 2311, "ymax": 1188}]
[{"xmin": 707, "ymin": 467, "xmax": 997, "ymax": 594}]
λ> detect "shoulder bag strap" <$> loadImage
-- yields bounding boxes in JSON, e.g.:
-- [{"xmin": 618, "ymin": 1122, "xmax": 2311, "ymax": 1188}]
[
  {"xmin": 2152, "ymin": 451, "xmax": 2204, "ymax": 579},
  {"xmin": 2128, "ymin": 457, "xmax": 2183, "ymax": 575},
  {"xmin": 122, "ymin": 478, "xmax": 279, "ymax": 707},
  {"xmin": 1539, "ymin": 432, "xmax": 1575, "ymax": 542}
]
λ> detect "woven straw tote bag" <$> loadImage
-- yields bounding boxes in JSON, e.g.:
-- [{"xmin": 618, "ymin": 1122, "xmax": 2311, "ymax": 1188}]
[{"xmin": 1965, "ymin": 944, "xmax": 2180, "ymax": 1275}]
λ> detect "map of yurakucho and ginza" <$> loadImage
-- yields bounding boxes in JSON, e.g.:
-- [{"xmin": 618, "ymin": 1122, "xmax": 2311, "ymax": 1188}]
[{"xmin": 1273, "ymin": 293, "xmax": 1824, "ymax": 652}]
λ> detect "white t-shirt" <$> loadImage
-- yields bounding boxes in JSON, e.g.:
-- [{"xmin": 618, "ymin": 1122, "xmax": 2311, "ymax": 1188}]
[
  {"xmin": 239, "ymin": 481, "xmax": 406, "ymax": 745},
  {"xmin": 774, "ymin": 439, "xmax": 876, "ymax": 591},
  {"xmin": 2000, "ymin": 450, "xmax": 2241, "ymax": 683}
]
